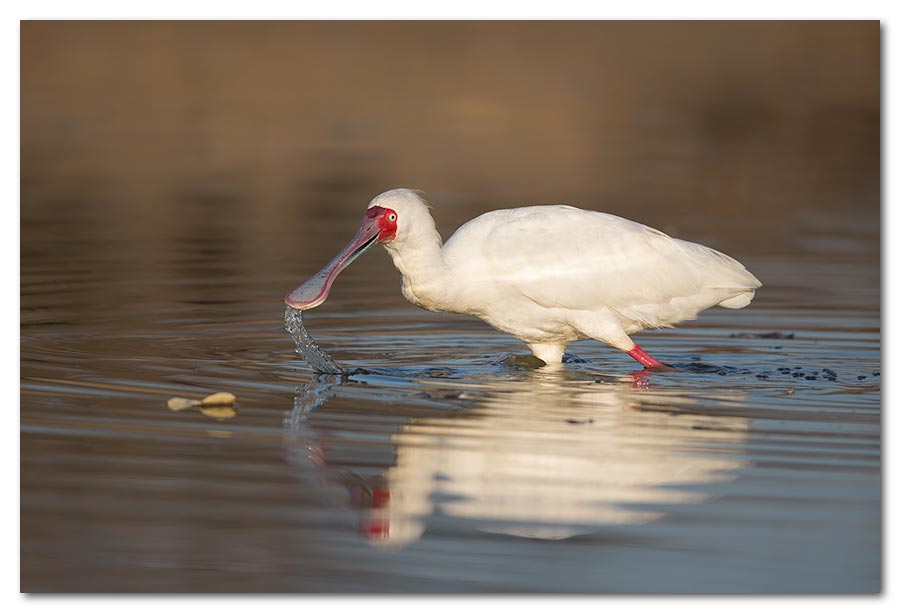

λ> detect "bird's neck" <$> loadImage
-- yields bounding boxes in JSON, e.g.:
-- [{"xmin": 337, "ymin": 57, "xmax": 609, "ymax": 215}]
[{"xmin": 384, "ymin": 230, "xmax": 458, "ymax": 313}]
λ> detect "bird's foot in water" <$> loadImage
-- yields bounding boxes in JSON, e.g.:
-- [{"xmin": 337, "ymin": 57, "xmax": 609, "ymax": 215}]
[
  {"xmin": 491, "ymin": 353, "xmax": 547, "ymax": 369},
  {"xmin": 643, "ymin": 362, "xmax": 679, "ymax": 372},
  {"xmin": 627, "ymin": 344, "xmax": 678, "ymax": 371}
]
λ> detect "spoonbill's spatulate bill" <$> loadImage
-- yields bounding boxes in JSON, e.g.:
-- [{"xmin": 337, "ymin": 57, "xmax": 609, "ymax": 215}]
[{"xmin": 286, "ymin": 189, "xmax": 761, "ymax": 369}]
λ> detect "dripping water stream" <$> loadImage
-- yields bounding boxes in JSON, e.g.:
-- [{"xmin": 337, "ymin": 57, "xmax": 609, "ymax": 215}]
[{"xmin": 284, "ymin": 306, "xmax": 343, "ymax": 375}]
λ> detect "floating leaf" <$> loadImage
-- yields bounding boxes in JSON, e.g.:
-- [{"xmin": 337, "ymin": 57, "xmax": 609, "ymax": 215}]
[
  {"xmin": 167, "ymin": 397, "xmax": 199, "ymax": 412},
  {"xmin": 201, "ymin": 392, "xmax": 237, "ymax": 406}
]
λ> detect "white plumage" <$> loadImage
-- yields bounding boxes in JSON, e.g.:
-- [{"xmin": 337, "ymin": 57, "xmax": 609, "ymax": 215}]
[{"xmin": 286, "ymin": 188, "xmax": 761, "ymax": 368}]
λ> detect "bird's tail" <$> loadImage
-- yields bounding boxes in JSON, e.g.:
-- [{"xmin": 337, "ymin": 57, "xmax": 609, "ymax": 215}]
[
  {"xmin": 686, "ymin": 242, "xmax": 761, "ymax": 310},
  {"xmin": 718, "ymin": 289, "xmax": 757, "ymax": 309}
]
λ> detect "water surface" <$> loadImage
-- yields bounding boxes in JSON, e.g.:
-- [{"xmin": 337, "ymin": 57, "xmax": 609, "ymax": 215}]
[{"xmin": 21, "ymin": 216, "xmax": 880, "ymax": 591}]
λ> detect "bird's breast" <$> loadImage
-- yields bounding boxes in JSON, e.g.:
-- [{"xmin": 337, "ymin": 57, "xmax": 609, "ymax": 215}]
[{"xmin": 400, "ymin": 276, "xmax": 458, "ymax": 313}]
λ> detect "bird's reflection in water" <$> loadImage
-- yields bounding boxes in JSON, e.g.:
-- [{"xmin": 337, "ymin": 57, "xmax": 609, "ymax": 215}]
[{"xmin": 284, "ymin": 370, "xmax": 749, "ymax": 548}]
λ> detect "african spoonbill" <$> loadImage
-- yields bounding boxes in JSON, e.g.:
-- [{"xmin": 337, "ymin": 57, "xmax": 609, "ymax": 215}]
[{"xmin": 285, "ymin": 189, "xmax": 761, "ymax": 368}]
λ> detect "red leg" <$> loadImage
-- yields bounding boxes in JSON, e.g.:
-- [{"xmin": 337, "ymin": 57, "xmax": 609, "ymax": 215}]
[{"xmin": 627, "ymin": 344, "xmax": 665, "ymax": 369}]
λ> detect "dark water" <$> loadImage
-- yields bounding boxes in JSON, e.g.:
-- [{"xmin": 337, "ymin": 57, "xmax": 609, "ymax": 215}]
[
  {"xmin": 20, "ymin": 218, "xmax": 880, "ymax": 592},
  {"xmin": 20, "ymin": 21, "xmax": 879, "ymax": 593}
]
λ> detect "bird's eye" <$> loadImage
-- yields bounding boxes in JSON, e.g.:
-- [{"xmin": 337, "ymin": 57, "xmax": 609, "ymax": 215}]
[{"xmin": 388, "ymin": 213, "xmax": 397, "ymax": 222}]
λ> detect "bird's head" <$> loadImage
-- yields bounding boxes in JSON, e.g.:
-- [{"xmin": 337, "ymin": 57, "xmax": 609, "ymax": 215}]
[
  {"xmin": 285, "ymin": 188, "xmax": 433, "ymax": 310},
  {"xmin": 365, "ymin": 188, "xmax": 439, "ymax": 249}
]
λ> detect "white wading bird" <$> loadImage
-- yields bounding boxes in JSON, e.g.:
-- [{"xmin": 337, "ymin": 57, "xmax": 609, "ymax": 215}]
[{"xmin": 285, "ymin": 189, "xmax": 761, "ymax": 369}]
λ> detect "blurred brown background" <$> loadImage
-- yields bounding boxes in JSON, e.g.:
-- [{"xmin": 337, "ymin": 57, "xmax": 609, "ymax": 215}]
[{"xmin": 21, "ymin": 21, "xmax": 880, "ymax": 280}]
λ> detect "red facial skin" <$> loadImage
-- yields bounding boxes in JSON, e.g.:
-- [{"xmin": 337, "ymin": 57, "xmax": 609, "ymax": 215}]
[{"xmin": 367, "ymin": 206, "xmax": 398, "ymax": 242}]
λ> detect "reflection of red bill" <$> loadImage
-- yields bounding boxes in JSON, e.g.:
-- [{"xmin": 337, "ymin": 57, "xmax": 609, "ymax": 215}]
[{"xmin": 359, "ymin": 487, "xmax": 391, "ymax": 540}]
